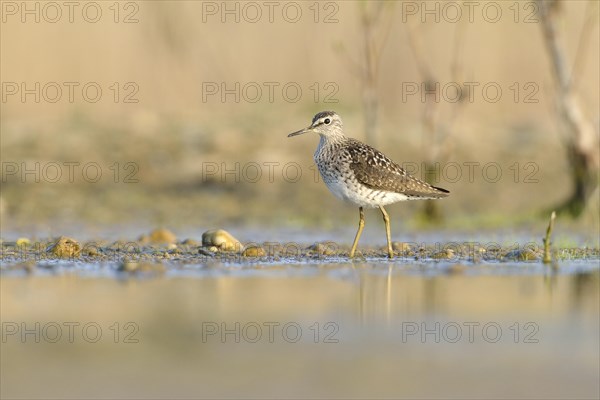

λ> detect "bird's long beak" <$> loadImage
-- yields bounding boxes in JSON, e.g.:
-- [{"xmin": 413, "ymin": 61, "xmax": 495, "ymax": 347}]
[{"xmin": 288, "ymin": 126, "xmax": 312, "ymax": 137}]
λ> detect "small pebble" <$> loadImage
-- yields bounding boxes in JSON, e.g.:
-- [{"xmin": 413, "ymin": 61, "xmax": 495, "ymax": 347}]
[
  {"xmin": 202, "ymin": 229, "xmax": 243, "ymax": 252},
  {"xmin": 16, "ymin": 238, "xmax": 30, "ymax": 247},
  {"xmin": 149, "ymin": 228, "xmax": 177, "ymax": 244},
  {"xmin": 503, "ymin": 248, "xmax": 540, "ymax": 261},
  {"xmin": 308, "ymin": 242, "xmax": 337, "ymax": 256},
  {"xmin": 47, "ymin": 236, "xmax": 81, "ymax": 258},
  {"xmin": 182, "ymin": 238, "xmax": 200, "ymax": 246},
  {"xmin": 84, "ymin": 246, "xmax": 100, "ymax": 256},
  {"xmin": 392, "ymin": 242, "xmax": 412, "ymax": 252},
  {"xmin": 242, "ymin": 246, "xmax": 266, "ymax": 257},
  {"xmin": 432, "ymin": 249, "xmax": 455, "ymax": 260}
]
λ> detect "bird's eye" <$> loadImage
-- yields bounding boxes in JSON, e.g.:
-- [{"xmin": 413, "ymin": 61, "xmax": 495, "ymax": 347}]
[{"xmin": 324, "ymin": 118, "xmax": 331, "ymax": 125}]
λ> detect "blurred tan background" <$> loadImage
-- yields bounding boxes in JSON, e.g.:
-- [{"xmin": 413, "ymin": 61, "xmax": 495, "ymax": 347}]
[
  {"xmin": 1, "ymin": 4, "xmax": 599, "ymax": 399},
  {"xmin": 1, "ymin": 0, "xmax": 599, "ymax": 240}
]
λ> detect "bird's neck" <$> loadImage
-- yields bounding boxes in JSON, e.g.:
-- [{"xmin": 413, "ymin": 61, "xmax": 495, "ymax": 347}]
[
  {"xmin": 317, "ymin": 131, "xmax": 347, "ymax": 149},
  {"xmin": 315, "ymin": 133, "xmax": 346, "ymax": 162}
]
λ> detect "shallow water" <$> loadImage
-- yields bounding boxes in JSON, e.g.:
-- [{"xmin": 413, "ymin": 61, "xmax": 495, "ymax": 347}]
[{"xmin": 1, "ymin": 258, "xmax": 599, "ymax": 399}]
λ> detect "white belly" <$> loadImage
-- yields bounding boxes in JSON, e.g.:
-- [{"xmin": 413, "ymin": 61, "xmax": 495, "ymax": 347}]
[{"xmin": 323, "ymin": 176, "xmax": 409, "ymax": 208}]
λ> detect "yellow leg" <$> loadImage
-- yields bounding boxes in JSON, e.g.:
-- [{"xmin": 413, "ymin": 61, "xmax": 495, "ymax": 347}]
[
  {"xmin": 349, "ymin": 207, "xmax": 365, "ymax": 258},
  {"xmin": 379, "ymin": 205, "xmax": 394, "ymax": 258}
]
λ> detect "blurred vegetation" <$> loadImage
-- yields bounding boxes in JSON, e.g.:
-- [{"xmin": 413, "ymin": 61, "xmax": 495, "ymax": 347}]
[
  {"xmin": 538, "ymin": 0, "xmax": 599, "ymax": 217},
  {"xmin": 0, "ymin": 1, "xmax": 598, "ymax": 240}
]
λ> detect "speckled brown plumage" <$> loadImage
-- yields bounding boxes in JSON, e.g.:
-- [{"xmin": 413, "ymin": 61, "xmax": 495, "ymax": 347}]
[
  {"xmin": 346, "ymin": 138, "xmax": 449, "ymax": 199},
  {"xmin": 288, "ymin": 111, "xmax": 450, "ymax": 258}
]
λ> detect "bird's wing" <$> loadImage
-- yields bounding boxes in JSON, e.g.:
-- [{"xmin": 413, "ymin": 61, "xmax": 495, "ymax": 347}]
[{"xmin": 346, "ymin": 140, "xmax": 449, "ymax": 199}]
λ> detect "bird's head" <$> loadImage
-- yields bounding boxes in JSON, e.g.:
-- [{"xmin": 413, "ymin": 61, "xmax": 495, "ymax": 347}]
[{"xmin": 288, "ymin": 111, "xmax": 344, "ymax": 139}]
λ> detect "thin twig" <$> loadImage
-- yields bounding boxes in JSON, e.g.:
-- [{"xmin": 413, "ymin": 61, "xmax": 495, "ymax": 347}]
[{"xmin": 543, "ymin": 211, "xmax": 556, "ymax": 264}]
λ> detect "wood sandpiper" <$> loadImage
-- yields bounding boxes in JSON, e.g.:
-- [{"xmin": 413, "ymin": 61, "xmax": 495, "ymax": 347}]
[{"xmin": 288, "ymin": 111, "xmax": 450, "ymax": 258}]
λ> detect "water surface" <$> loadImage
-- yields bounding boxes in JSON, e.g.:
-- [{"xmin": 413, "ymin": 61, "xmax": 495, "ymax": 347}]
[{"xmin": 2, "ymin": 262, "xmax": 598, "ymax": 399}]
